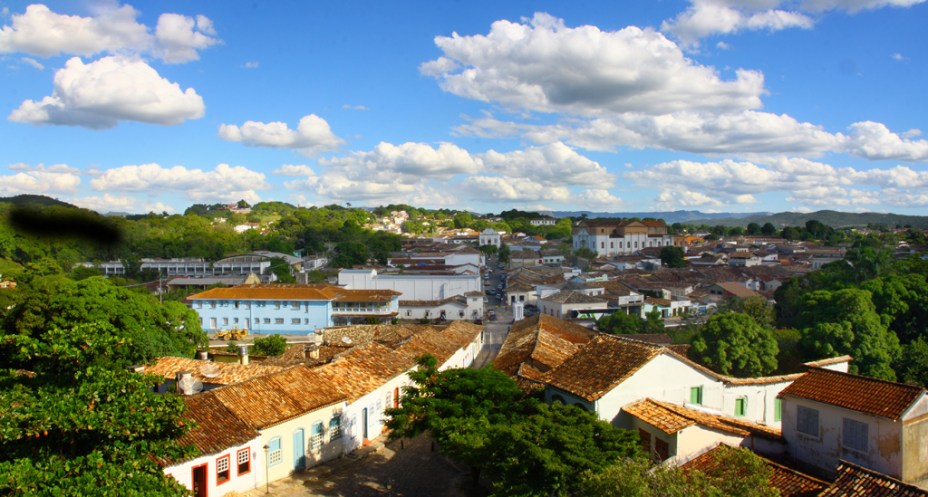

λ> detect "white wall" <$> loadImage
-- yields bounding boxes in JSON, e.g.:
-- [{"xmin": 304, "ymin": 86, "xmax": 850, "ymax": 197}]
[
  {"xmin": 258, "ymin": 402, "xmax": 345, "ymax": 484},
  {"xmin": 166, "ymin": 438, "xmax": 262, "ymax": 497},
  {"xmin": 339, "ymin": 270, "xmax": 481, "ymax": 300}
]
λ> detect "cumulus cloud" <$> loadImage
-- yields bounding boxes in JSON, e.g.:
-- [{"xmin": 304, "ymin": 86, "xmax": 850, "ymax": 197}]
[
  {"xmin": 662, "ymin": 0, "xmax": 924, "ymax": 46},
  {"xmin": 21, "ymin": 56, "xmax": 44, "ymax": 70},
  {"xmin": 422, "ymin": 12, "xmax": 764, "ymax": 116},
  {"xmin": 0, "ymin": 3, "xmax": 218, "ymax": 63},
  {"xmin": 460, "ymin": 176, "xmax": 570, "ymax": 202},
  {"xmin": 90, "ymin": 163, "xmax": 268, "ymax": 204},
  {"xmin": 153, "ymin": 13, "xmax": 219, "ymax": 63},
  {"xmin": 576, "ymin": 188, "xmax": 625, "ymax": 210},
  {"xmin": 662, "ymin": 1, "xmax": 812, "ymax": 47},
  {"xmin": 629, "ymin": 156, "xmax": 928, "ymax": 209},
  {"xmin": 9, "ymin": 56, "xmax": 205, "ymax": 128},
  {"xmin": 843, "ymin": 121, "xmax": 928, "ymax": 161},
  {"xmin": 479, "ymin": 142, "xmax": 614, "ymax": 186},
  {"xmin": 0, "ymin": 163, "xmax": 81, "ymax": 195},
  {"xmin": 219, "ymin": 114, "xmax": 344, "ymax": 155},
  {"xmin": 319, "ymin": 141, "xmax": 482, "ymax": 180},
  {"xmin": 274, "ymin": 164, "xmax": 320, "ymax": 190}
]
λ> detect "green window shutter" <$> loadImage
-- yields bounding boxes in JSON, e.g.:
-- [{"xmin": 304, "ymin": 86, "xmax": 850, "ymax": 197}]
[
  {"xmin": 735, "ymin": 398, "xmax": 746, "ymax": 417},
  {"xmin": 690, "ymin": 386, "xmax": 702, "ymax": 404},
  {"xmin": 774, "ymin": 398, "xmax": 782, "ymax": 422}
]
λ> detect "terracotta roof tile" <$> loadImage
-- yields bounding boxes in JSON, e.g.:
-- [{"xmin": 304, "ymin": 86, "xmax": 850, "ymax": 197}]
[
  {"xmin": 394, "ymin": 321, "xmax": 482, "ymax": 365},
  {"xmin": 680, "ymin": 444, "xmax": 827, "ymax": 497},
  {"xmin": 310, "ymin": 342, "xmax": 416, "ymax": 402},
  {"xmin": 624, "ymin": 399, "xmax": 781, "ymax": 440},
  {"xmin": 145, "ymin": 356, "xmax": 285, "ymax": 385},
  {"xmin": 188, "ymin": 284, "xmax": 400, "ymax": 302},
  {"xmin": 778, "ymin": 368, "xmax": 926, "ymax": 420},
  {"xmin": 493, "ymin": 315, "xmax": 596, "ymax": 389},
  {"xmin": 543, "ymin": 334, "xmax": 663, "ymax": 402},
  {"xmin": 211, "ymin": 366, "xmax": 344, "ymax": 430},
  {"xmin": 159, "ymin": 391, "xmax": 260, "ymax": 465},
  {"xmin": 819, "ymin": 461, "xmax": 928, "ymax": 496}
]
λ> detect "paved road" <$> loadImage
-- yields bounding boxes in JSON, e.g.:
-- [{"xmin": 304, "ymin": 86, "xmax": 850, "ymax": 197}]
[{"xmin": 245, "ymin": 434, "xmax": 487, "ymax": 497}]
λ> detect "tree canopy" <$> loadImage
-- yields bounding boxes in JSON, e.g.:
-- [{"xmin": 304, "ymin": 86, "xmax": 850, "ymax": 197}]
[{"xmin": 692, "ymin": 312, "xmax": 779, "ymax": 377}]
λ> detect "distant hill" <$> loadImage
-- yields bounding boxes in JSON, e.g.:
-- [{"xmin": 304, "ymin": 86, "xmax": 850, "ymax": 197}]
[
  {"xmin": 687, "ymin": 210, "xmax": 928, "ymax": 229},
  {"xmin": 551, "ymin": 210, "xmax": 770, "ymax": 224},
  {"xmin": 0, "ymin": 194, "xmax": 77, "ymax": 209}
]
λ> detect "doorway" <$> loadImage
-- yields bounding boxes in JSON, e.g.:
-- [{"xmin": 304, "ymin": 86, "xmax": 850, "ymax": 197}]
[
  {"xmin": 191, "ymin": 464, "xmax": 208, "ymax": 497},
  {"xmin": 362, "ymin": 408, "xmax": 369, "ymax": 440},
  {"xmin": 292, "ymin": 429, "xmax": 305, "ymax": 471}
]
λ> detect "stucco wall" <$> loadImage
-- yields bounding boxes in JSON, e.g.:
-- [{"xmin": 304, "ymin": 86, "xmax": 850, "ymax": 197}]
[
  {"xmin": 339, "ymin": 270, "xmax": 481, "ymax": 300},
  {"xmin": 193, "ymin": 298, "xmax": 332, "ymax": 336},
  {"xmin": 166, "ymin": 438, "xmax": 261, "ymax": 497},
  {"xmin": 259, "ymin": 402, "xmax": 345, "ymax": 484}
]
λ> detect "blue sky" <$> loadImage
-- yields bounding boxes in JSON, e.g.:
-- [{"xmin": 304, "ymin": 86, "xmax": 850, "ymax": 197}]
[{"xmin": 1, "ymin": 0, "xmax": 926, "ymax": 215}]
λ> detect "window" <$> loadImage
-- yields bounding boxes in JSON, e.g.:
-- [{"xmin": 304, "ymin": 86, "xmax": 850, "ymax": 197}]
[
  {"xmin": 311, "ymin": 422, "xmax": 324, "ymax": 450},
  {"xmin": 291, "ymin": 301, "xmax": 300, "ymax": 310},
  {"xmin": 797, "ymin": 405, "xmax": 820, "ymax": 438},
  {"xmin": 638, "ymin": 428, "xmax": 651, "ymax": 454},
  {"xmin": 268, "ymin": 437, "xmax": 282, "ymax": 466},
  {"xmin": 274, "ymin": 318, "xmax": 284, "ymax": 324},
  {"xmin": 274, "ymin": 301, "xmax": 281, "ymax": 310},
  {"xmin": 690, "ymin": 386, "xmax": 703, "ymax": 405},
  {"xmin": 233, "ymin": 317, "xmax": 239, "ymax": 324},
  {"xmin": 842, "ymin": 418, "xmax": 869, "ymax": 452},
  {"xmin": 237, "ymin": 448, "xmax": 250, "ymax": 475},
  {"xmin": 234, "ymin": 301, "xmax": 239, "ymax": 309},
  {"xmin": 774, "ymin": 398, "xmax": 782, "ymax": 422},
  {"xmin": 291, "ymin": 318, "xmax": 301, "ymax": 325},
  {"xmin": 216, "ymin": 454, "xmax": 231, "ymax": 484},
  {"xmin": 329, "ymin": 416, "xmax": 342, "ymax": 440},
  {"xmin": 263, "ymin": 318, "xmax": 270, "ymax": 324},
  {"xmin": 222, "ymin": 317, "xmax": 229, "ymax": 326},
  {"xmin": 734, "ymin": 398, "xmax": 746, "ymax": 417},
  {"xmin": 654, "ymin": 438, "xmax": 669, "ymax": 461}
]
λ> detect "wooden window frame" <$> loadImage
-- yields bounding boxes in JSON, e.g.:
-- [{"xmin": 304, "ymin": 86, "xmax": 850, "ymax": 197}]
[{"xmin": 216, "ymin": 454, "xmax": 231, "ymax": 485}]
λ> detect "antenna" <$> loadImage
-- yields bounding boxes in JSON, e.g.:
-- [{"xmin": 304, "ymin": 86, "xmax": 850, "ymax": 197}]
[
  {"xmin": 178, "ymin": 375, "xmax": 204, "ymax": 395},
  {"xmin": 200, "ymin": 363, "xmax": 220, "ymax": 378}
]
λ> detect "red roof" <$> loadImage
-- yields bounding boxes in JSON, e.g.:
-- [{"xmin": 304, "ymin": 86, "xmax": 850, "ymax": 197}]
[{"xmin": 778, "ymin": 368, "xmax": 925, "ymax": 420}]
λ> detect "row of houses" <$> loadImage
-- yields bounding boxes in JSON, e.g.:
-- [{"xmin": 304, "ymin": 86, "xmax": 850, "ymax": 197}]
[
  {"xmin": 492, "ymin": 315, "xmax": 928, "ymax": 490},
  {"xmin": 149, "ymin": 322, "xmax": 485, "ymax": 497}
]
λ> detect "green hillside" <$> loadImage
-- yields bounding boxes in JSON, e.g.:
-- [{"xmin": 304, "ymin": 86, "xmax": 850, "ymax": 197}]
[{"xmin": 689, "ymin": 210, "xmax": 928, "ymax": 229}]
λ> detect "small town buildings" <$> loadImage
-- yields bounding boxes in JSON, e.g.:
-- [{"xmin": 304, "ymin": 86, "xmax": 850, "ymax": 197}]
[
  {"xmin": 188, "ymin": 284, "xmax": 401, "ymax": 335},
  {"xmin": 819, "ymin": 461, "xmax": 928, "ymax": 496},
  {"xmin": 529, "ymin": 217, "xmax": 557, "ymax": 226},
  {"xmin": 100, "ymin": 251, "xmax": 304, "ymax": 278},
  {"xmin": 538, "ymin": 290, "xmax": 610, "ymax": 320},
  {"xmin": 398, "ymin": 292, "xmax": 485, "ymax": 322},
  {"xmin": 338, "ymin": 269, "xmax": 482, "ymax": 301},
  {"xmin": 540, "ymin": 249, "xmax": 565, "ymax": 266},
  {"xmin": 493, "ymin": 315, "xmax": 596, "ymax": 391},
  {"xmin": 478, "ymin": 228, "xmax": 502, "ymax": 248},
  {"xmin": 778, "ymin": 368, "xmax": 928, "ymax": 484},
  {"xmin": 572, "ymin": 219, "xmax": 675, "ymax": 257},
  {"xmin": 508, "ymin": 250, "xmax": 543, "ymax": 269}
]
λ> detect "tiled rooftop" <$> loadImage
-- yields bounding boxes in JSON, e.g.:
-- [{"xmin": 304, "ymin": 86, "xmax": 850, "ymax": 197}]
[
  {"xmin": 395, "ymin": 322, "xmax": 482, "ymax": 365},
  {"xmin": 778, "ymin": 368, "xmax": 926, "ymax": 420},
  {"xmin": 310, "ymin": 342, "xmax": 416, "ymax": 402},
  {"xmin": 819, "ymin": 461, "xmax": 928, "ymax": 496},
  {"xmin": 543, "ymin": 334, "xmax": 663, "ymax": 402},
  {"xmin": 145, "ymin": 356, "xmax": 285, "ymax": 385},
  {"xmin": 680, "ymin": 444, "xmax": 827, "ymax": 497},
  {"xmin": 624, "ymin": 398, "xmax": 781, "ymax": 440},
  {"xmin": 494, "ymin": 315, "xmax": 595, "ymax": 390},
  {"xmin": 169, "ymin": 391, "xmax": 260, "ymax": 463}
]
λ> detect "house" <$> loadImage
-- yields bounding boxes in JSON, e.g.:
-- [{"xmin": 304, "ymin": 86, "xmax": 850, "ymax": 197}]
[
  {"xmin": 542, "ymin": 334, "xmax": 820, "ymax": 429},
  {"xmin": 338, "ymin": 268, "xmax": 482, "ymax": 301},
  {"xmin": 508, "ymin": 250, "xmax": 543, "ymax": 269},
  {"xmin": 624, "ymin": 399, "xmax": 784, "ymax": 464},
  {"xmin": 540, "ymin": 249, "xmax": 565, "ymax": 266},
  {"xmin": 493, "ymin": 315, "xmax": 596, "ymax": 391},
  {"xmin": 573, "ymin": 220, "xmax": 675, "ymax": 257},
  {"xmin": 162, "ymin": 391, "xmax": 264, "ymax": 497},
  {"xmin": 729, "ymin": 253, "xmax": 762, "ymax": 267},
  {"xmin": 529, "ymin": 217, "xmax": 557, "ymax": 226},
  {"xmin": 188, "ymin": 284, "xmax": 402, "ymax": 335},
  {"xmin": 778, "ymin": 368, "xmax": 928, "ymax": 484},
  {"xmin": 537, "ymin": 290, "xmax": 610, "ymax": 320},
  {"xmin": 707, "ymin": 281, "xmax": 763, "ymax": 300},
  {"xmin": 398, "ymin": 292, "xmax": 484, "ymax": 322},
  {"xmin": 478, "ymin": 228, "xmax": 502, "ymax": 248}
]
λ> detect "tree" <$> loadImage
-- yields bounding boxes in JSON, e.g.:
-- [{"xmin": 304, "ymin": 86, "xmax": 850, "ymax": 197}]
[
  {"xmin": 897, "ymin": 338, "xmax": 928, "ymax": 388},
  {"xmin": 268, "ymin": 256, "xmax": 296, "ymax": 283},
  {"xmin": 251, "ymin": 334, "xmax": 288, "ymax": 356},
  {"xmin": 386, "ymin": 355, "xmax": 641, "ymax": 496},
  {"xmin": 659, "ymin": 246, "xmax": 686, "ymax": 268},
  {"xmin": 692, "ymin": 312, "xmax": 779, "ymax": 377},
  {"xmin": 0, "ymin": 299, "xmax": 196, "ymax": 494},
  {"xmin": 760, "ymin": 222, "xmax": 777, "ymax": 236},
  {"xmin": 746, "ymin": 222, "xmax": 761, "ymax": 235},
  {"xmin": 498, "ymin": 243, "xmax": 511, "ymax": 264},
  {"xmin": 596, "ymin": 311, "xmax": 664, "ymax": 335},
  {"xmin": 718, "ymin": 296, "xmax": 774, "ymax": 329}
]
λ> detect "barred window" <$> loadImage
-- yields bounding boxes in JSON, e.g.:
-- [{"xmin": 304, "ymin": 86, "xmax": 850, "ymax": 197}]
[
  {"xmin": 237, "ymin": 448, "xmax": 250, "ymax": 475},
  {"xmin": 329, "ymin": 416, "xmax": 342, "ymax": 440},
  {"xmin": 311, "ymin": 422, "xmax": 324, "ymax": 450},
  {"xmin": 843, "ymin": 418, "xmax": 869, "ymax": 452},
  {"xmin": 216, "ymin": 455, "xmax": 230, "ymax": 484},
  {"xmin": 797, "ymin": 405, "xmax": 819, "ymax": 438}
]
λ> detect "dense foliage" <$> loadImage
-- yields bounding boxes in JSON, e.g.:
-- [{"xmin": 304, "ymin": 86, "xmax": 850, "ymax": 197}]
[
  {"xmin": 0, "ymin": 276, "xmax": 203, "ymax": 495},
  {"xmin": 596, "ymin": 311, "xmax": 664, "ymax": 335},
  {"xmin": 692, "ymin": 312, "xmax": 779, "ymax": 377},
  {"xmin": 251, "ymin": 334, "xmax": 288, "ymax": 356},
  {"xmin": 386, "ymin": 356, "xmax": 642, "ymax": 496}
]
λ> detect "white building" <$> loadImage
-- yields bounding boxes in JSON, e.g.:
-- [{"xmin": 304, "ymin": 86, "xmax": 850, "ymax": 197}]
[
  {"xmin": 478, "ymin": 228, "xmax": 502, "ymax": 248},
  {"xmin": 338, "ymin": 269, "xmax": 482, "ymax": 301},
  {"xmin": 572, "ymin": 220, "xmax": 675, "ymax": 257}
]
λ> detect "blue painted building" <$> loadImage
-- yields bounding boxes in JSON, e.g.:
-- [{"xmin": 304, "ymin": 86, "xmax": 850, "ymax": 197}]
[{"xmin": 188, "ymin": 285, "xmax": 401, "ymax": 336}]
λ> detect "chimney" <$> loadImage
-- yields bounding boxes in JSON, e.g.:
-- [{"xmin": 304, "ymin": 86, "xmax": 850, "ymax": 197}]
[
  {"xmin": 239, "ymin": 345, "xmax": 249, "ymax": 365},
  {"xmin": 304, "ymin": 344, "xmax": 320, "ymax": 361},
  {"xmin": 198, "ymin": 350, "xmax": 209, "ymax": 361}
]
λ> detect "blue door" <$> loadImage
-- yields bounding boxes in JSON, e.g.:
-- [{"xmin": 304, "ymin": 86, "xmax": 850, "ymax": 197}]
[{"xmin": 292, "ymin": 429, "xmax": 305, "ymax": 471}]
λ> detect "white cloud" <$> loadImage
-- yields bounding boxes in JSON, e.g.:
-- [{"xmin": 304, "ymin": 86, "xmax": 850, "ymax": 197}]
[
  {"xmin": 90, "ymin": 163, "xmax": 268, "ymax": 204},
  {"xmin": 460, "ymin": 176, "xmax": 570, "ymax": 202},
  {"xmin": 219, "ymin": 114, "xmax": 344, "ymax": 155},
  {"xmin": 243, "ymin": 60, "xmax": 259, "ymax": 69},
  {"xmin": 0, "ymin": 3, "xmax": 218, "ymax": 63},
  {"xmin": 0, "ymin": 163, "xmax": 81, "ymax": 195},
  {"xmin": 843, "ymin": 121, "xmax": 928, "ymax": 161},
  {"xmin": 576, "ymin": 188, "xmax": 625, "ymax": 210},
  {"xmin": 423, "ymin": 12, "xmax": 764, "ymax": 116},
  {"xmin": 21, "ymin": 56, "xmax": 43, "ymax": 70},
  {"xmin": 153, "ymin": 13, "xmax": 219, "ymax": 63},
  {"xmin": 662, "ymin": 1, "xmax": 812, "ymax": 47},
  {"xmin": 800, "ymin": 0, "xmax": 926, "ymax": 13},
  {"xmin": 9, "ymin": 56, "xmax": 205, "ymax": 128},
  {"xmin": 656, "ymin": 190, "xmax": 723, "ymax": 209},
  {"xmin": 342, "ymin": 104, "xmax": 368, "ymax": 111},
  {"xmin": 891, "ymin": 52, "xmax": 904, "ymax": 61},
  {"xmin": 274, "ymin": 164, "xmax": 319, "ymax": 190},
  {"xmin": 479, "ymin": 142, "xmax": 613, "ymax": 187},
  {"xmin": 786, "ymin": 186, "xmax": 880, "ymax": 206},
  {"xmin": 319, "ymin": 141, "xmax": 482, "ymax": 179}
]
